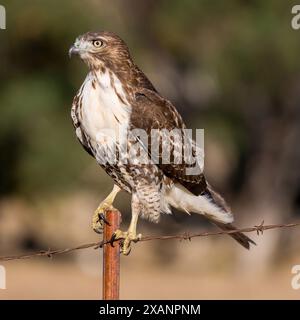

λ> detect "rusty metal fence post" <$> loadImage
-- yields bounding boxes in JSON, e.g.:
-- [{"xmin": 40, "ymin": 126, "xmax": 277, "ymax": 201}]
[{"xmin": 102, "ymin": 209, "xmax": 121, "ymax": 300}]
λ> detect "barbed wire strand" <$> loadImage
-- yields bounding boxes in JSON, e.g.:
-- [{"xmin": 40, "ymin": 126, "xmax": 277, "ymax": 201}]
[{"xmin": 0, "ymin": 221, "xmax": 299, "ymax": 262}]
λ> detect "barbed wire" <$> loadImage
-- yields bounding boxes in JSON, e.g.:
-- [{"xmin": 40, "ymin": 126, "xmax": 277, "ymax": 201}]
[{"xmin": 0, "ymin": 221, "xmax": 299, "ymax": 261}]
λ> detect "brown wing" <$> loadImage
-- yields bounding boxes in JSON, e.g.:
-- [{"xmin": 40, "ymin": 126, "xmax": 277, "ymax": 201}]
[
  {"xmin": 130, "ymin": 87, "xmax": 207, "ymax": 196},
  {"xmin": 71, "ymin": 93, "xmax": 95, "ymax": 158}
]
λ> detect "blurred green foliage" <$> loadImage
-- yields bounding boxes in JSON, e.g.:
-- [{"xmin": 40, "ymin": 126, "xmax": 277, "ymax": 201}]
[{"xmin": 0, "ymin": 0, "xmax": 299, "ymax": 200}]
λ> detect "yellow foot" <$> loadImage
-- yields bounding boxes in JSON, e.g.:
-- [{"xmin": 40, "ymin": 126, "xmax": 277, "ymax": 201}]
[
  {"xmin": 112, "ymin": 229, "xmax": 142, "ymax": 255},
  {"xmin": 92, "ymin": 203, "xmax": 115, "ymax": 234}
]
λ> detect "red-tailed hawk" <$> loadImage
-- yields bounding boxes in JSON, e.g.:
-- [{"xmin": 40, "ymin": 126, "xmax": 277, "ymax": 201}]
[{"xmin": 69, "ymin": 31, "xmax": 255, "ymax": 255}]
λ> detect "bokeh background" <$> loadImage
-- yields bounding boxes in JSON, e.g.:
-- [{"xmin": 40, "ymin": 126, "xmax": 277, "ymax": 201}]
[{"xmin": 0, "ymin": 0, "xmax": 300, "ymax": 299}]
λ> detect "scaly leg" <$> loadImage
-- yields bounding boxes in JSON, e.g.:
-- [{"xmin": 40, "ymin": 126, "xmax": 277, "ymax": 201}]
[
  {"xmin": 113, "ymin": 194, "xmax": 142, "ymax": 255},
  {"xmin": 92, "ymin": 185, "xmax": 121, "ymax": 234}
]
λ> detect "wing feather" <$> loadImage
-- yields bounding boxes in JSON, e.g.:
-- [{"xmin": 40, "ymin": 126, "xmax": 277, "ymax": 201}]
[{"xmin": 130, "ymin": 87, "xmax": 207, "ymax": 196}]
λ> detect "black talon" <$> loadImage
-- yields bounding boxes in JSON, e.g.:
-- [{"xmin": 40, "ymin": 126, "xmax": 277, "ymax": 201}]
[
  {"xmin": 98, "ymin": 213, "xmax": 111, "ymax": 226},
  {"xmin": 124, "ymin": 247, "xmax": 131, "ymax": 256},
  {"xmin": 93, "ymin": 225, "xmax": 103, "ymax": 234}
]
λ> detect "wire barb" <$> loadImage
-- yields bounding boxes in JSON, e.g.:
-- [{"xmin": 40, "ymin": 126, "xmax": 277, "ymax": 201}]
[
  {"xmin": 0, "ymin": 221, "xmax": 299, "ymax": 261},
  {"xmin": 255, "ymin": 220, "xmax": 265, "ymax": 235}
]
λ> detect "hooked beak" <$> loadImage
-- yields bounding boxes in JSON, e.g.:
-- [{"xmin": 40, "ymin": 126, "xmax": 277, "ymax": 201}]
[{"xmin": 69, "ymin": 45, "xmax": 80, "ymax": 58}]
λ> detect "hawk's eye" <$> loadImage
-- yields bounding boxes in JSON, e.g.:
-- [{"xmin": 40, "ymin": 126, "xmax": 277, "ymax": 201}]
[{"xmin": 92, "ymin": 40, "xmax": 103, "ymax": 48}]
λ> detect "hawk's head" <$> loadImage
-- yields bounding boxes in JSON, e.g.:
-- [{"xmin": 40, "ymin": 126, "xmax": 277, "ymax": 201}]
[{"xmin": 69, "ymin": 31, "xmax": 131, "ymax": 70}]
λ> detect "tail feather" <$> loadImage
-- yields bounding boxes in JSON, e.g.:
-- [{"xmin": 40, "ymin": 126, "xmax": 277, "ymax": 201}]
[
  {"xmin": 213, "ymin": 221, "xmax": 256, "ymax": 250},
  {"xmin": 165, "ymin": 182, "xmax": 256, "ymax": 249},
  {"xmin": 205, "ymin": 184, "xmax": 256, "ymax": 249}
]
